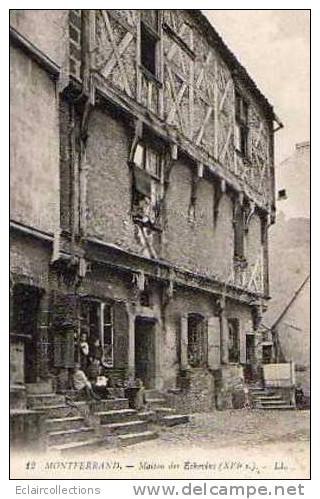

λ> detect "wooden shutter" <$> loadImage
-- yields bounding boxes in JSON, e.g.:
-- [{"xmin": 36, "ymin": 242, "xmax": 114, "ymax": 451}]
[
  {"xmin": 207, "ymin": 316, "xmax": 221, "ymax": 369},
  {"xmin": 113, "ymin": 301, "xmax": 129, "ymax": 368},
  {"xmin": 239, "ymin": 323, "xmax": 246, "ymax": 364},
  {"xmin": 180, "ymin": 314, "xmax": 189, "ymax": 369}
]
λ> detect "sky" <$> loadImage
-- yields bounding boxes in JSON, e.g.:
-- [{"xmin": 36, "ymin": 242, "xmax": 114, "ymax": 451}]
[{"xmin": 203, "ymin": 10, "xmax": 310, "ymax": 164}]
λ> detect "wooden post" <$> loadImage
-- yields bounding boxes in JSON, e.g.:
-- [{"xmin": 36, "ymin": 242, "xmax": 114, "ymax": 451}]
[
  {"xmin": 180, "ymin": 315, "xmax": 189, "ymax": 369},
  {"xmin": 207, "ymin": 316, "xmax": 221, "ymax": 369},
  {"xmin": 127, "ymin": 306, "xmax": 135, "ymax": 377}
]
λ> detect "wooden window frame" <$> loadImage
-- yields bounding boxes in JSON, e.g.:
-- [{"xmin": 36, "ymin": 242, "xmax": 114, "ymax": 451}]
[
  {"xmin": 132, "ymin": 141, "xmax": 164, "ymax": 229},
  {"xmin": 79, "ymin": 298, "xmax": 114, "ymax": 368},
  {"xmin": 187, "ymin": 313, "xmax": 208, "ymax": 368},
  {"xmin": 235, "ymin": 92, "xmax": 249, "ymax": 159},
  {"xmin": 140, "ymin": 18, "xmax": 160, "ymax": 81}
]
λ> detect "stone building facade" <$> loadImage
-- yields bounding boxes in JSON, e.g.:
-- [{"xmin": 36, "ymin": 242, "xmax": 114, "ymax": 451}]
[{"xmin": 10, "ymin": 10, "xmax": 281, "ymax": 412}]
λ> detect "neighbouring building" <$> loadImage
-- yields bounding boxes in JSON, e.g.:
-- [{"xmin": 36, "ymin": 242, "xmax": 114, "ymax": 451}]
[
  {"xmin": 10, "ymin": 10, "xmax": 282, "ymax": 419},
  {"xmin": 265, "ymin": 142, "xmax": 310, "ymax": 396}
]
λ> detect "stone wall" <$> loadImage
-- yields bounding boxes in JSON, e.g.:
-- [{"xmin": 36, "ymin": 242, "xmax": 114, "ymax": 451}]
[
  {"xmin": 10, "ymin": 45, "xmax": 60, "ymax": 235},
  {"xmin": 10, "ymin": 10, "xmax": 69, "ymax": 69},
  {"xmin": 167, "ymin": 368, "xmax": 215, "ymax": 413}
]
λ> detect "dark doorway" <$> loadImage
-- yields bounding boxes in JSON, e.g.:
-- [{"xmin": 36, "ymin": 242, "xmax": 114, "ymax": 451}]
[
  {"xmin": 135, "ymin": 317, "xmax": 156, "ymax": 388},
  {"xmin": 12, "ymin": 284, "xmax": 41, "ymax": 383},
  {"xmin": 244, "ymin": 334, "xmax": 256, "ymax": 383},
  {"xmin": 262, "ymin": 345, "xmax": 273, "ymax": 364},
  {"xmin": 228, "ymin": 318, "xmax": 240, "ymax": 363},
  {"xmin": 246, "ymin": 334, "xmax": 255, "ymax": 364}
]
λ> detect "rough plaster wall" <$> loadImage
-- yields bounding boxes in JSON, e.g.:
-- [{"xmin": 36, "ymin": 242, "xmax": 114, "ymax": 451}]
[
  {"xmin": 212, "ymin": 193, "xmax": 234, "ymax": 280},
  {"xmin": 10, "ymin": 46, "xmax": 60, "ymax": 234},
  {"xmin": 10, "ymin": 10, "xmax": 69, "ymax": 69},
  {"xmin": 10, "ymin": 234, "xmax": 51, "ymax": 289},
  {"xmin": 246, "ymin": 213, "xmax": 262, "ymax": 276},
  {"xmin": 79, "ymin": 265, "xmax": 132, "ymax": 303},
  {"xmin": 85, "ymin": 108, "xmax": 140, "ymax": 252},
  {"xmin": 164, "ymin": 163, "xmax": 234, "ymax": 278},
  {"xmin": 163, "ymin": 160, "xmax": 193, "ymax": 268}
]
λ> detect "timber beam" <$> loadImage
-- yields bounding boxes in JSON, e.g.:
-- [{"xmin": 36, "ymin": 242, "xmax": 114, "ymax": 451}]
[
  {"xmin": 92, "ymin": 76, "xmax": 272, "ymax": 214},
  {"xmin": 84, "ymin": 237, "xmax": 269, "ymax": 307}
]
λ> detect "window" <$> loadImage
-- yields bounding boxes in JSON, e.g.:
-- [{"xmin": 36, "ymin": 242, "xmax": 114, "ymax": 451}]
[
  {"xmin": 132, "ymin": 142, "xmax": 163, "ymax": 227},
  {"xmin": 235, "ymin": 92, "xmax": 249, "ymax": 157},
  {"xmin": 102, "ymin": 304, "xmax": 114, "ymax": 367},
  {"xmin": 233, "ymin": 205, "xmax": 245, "ymax": 260},
  {"xmin": 278, "ymin": 189, "xmax": 287, "ymax": 200},
  {"xmin": 79, "ymin": 299, "xmax": 114, "ymax": 367},
  {"xmin": 187, "ymin": 314, "xmax": 207, "ymax": 368},
  {"xmin": 140, "ymin": 21, "xmax": 158, "ymax": 76},
  {"xmin": 228, "ymin": 318, "xmax": 240, "ymax": 363}
]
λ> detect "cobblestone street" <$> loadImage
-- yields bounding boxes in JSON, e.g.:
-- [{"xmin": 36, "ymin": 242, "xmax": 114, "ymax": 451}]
[
  {"xmin": 155, "ymin": 409, "xmax": 310, "ymax": 449},
  {"xmin": 12, "ymin": 409, "xmax": 310, "ymax": 479},
  {"xmin": 107, "ymin": 409, "xmax": 310, "ymax": 479}
]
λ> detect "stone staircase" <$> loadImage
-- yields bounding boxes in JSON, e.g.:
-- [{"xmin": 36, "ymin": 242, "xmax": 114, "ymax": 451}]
[
  {"xmin": 26, "ymin": 388, "xmax": 158, "ymax": 454},
  {"xmin": 144, "ymin": 389, "xmax": 190, "ymax": 426},
  {"xmin": 249, "ymin": 387, "xmax": 295, "ymax": 410},
  {"xmin": 27, "ymin": 392, "xmax": 102, "ymax": 453},
  {"xmin": 93, "ymin": 395, "xmax": 158, "ymax": 447}
]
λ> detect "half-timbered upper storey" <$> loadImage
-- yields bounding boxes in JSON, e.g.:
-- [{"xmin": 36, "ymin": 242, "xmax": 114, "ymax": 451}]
[{"xmin": 68, "ymin": 9, "xmax": 281, "ymax": 214}]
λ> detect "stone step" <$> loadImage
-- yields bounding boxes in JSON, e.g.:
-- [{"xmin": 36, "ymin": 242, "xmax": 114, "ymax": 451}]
[
  {"xmin": 45, "ymin": 416, "xmax": 86, "ymax": 432},
  {"xmin": 144, "ymin": 389, "xmax": 163, "ymax": 399},
  {"xmin": 50, "ymin": 438, "xmax": 103, "ymax": 455},
  {"xmin": 48, "ymin": 427, "xmax": 95, "ymax": 446},
  {"xmin": 153, "ymin": 407, "xmax": 175, "ymax": 417},
  {"xmin": 259, "ymin": 399, "xmax": 288, "ymax": 405},
  {"xmin": 145, "ymin": 398, "xmax": 167, "ymax": 408},
  {"xmin": 160, "ymin": 414, "xmax": 190, "ymax": 427},
  {"xmin": 32, "ymin": 403, "xmax": 87, "ymax": 419},
  {"xmin": 26, "ymin": 381, "xmax": 54, "ymax": 395},
  {"xmin": 254, "ymin": 395, "xmax": 283, "ymax": 401},
  {"xmin": 91, "ymin": 398, "xmax": 129, "ymax": 412},
  {"xmin": 259, "ymin": 405, "xmax": 295, "ymax": 410},
  {"xmin": 102, "ymin": 420, "xmax": 148, "ymax": 436},
  {"xmin": 118, "ymin": 430, "xmax": 158, "ymax": 447},
  {"xmin": 27, "ymin": 394, "xmax": 66, "ymax": 407},
  {"xmin": 250, "ymin": 390, "xmax": 275, "ymax": 396},
  {"xmin": 105, "ymin": 388, "xmax": 126, "ymax": 399},
  {"xmin": 137, "ymin": 410, "xmax": 156, "ymax": 422},
  {"xmin": 95, "ymin": 409, "xmax": 137, "ymax": 425}
]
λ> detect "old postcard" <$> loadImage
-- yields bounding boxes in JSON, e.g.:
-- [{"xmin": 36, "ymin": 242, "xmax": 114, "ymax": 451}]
[{"xmin": 9, "ymin": 8, "xmax": 310, "ymax": 480}]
